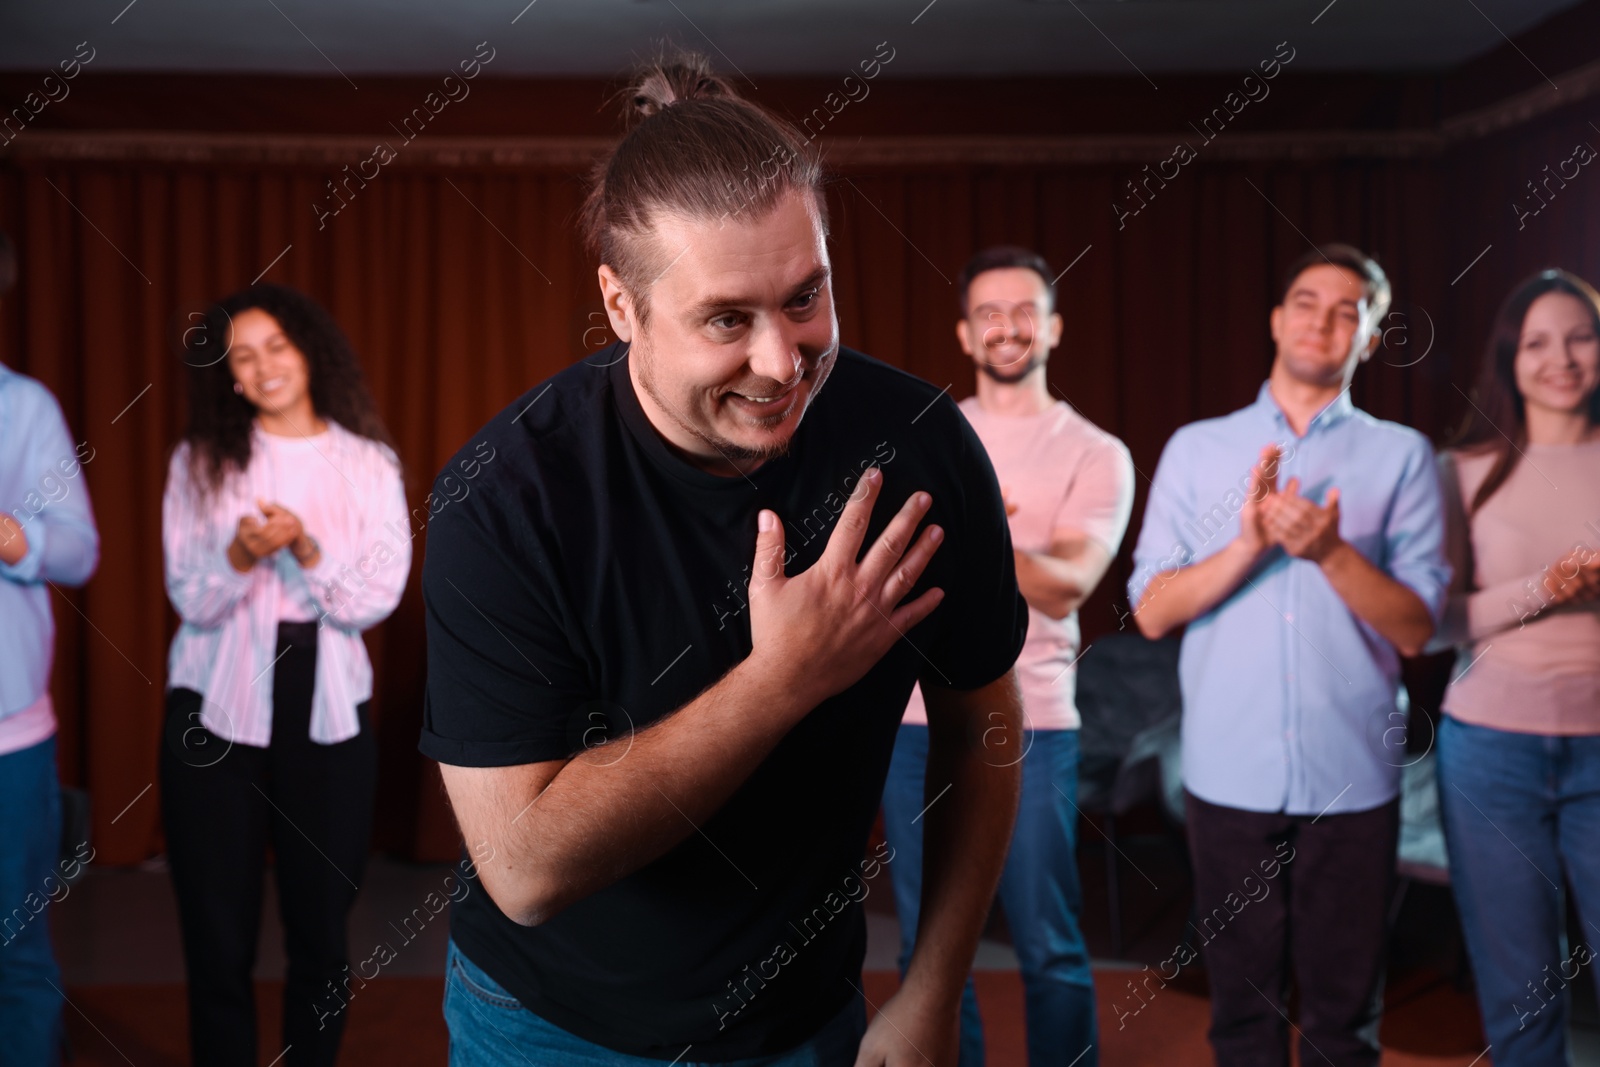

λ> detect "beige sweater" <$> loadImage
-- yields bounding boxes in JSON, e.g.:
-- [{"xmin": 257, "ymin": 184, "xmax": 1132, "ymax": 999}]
[{"xmin": 1436, "ymin": 440, "xmax": 1600, "ymax": 735}]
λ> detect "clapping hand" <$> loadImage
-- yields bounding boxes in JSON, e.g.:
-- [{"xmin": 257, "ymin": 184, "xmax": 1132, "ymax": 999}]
[
  {"xmin": 1260, "ymin": 477, "xmax": 1343, "ymax": 563},
  {"xmin": 1238, "ymin": 445, "xmax": 1281, "ymax": 555},
  {"xmin": 1237, "ymin": 445, "xmax": 1343, "ymax": 563},
  {"xmin": 1542, "ymin": 546, "xmax": 1600, "ymax": 608},
  {"xmin": 233, "ymin": 499, "xmax": 318, "ymax": 567}
]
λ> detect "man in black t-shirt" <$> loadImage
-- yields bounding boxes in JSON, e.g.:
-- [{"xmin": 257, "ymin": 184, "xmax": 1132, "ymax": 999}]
[{"xmin": 420, "ymin": 53, "xmax": 1027, "ymax": 1067}]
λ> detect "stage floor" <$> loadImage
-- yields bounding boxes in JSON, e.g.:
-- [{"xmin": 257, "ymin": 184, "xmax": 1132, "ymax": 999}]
[{"xmin": 51, "ymin": 839, "xmax": 1599, "ymax": 1066}]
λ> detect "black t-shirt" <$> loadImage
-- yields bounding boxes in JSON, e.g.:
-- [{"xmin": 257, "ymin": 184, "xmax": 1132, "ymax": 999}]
[{"xmin": 419, "ymin": 342, "xmax": 1027, "ymax": 1061}]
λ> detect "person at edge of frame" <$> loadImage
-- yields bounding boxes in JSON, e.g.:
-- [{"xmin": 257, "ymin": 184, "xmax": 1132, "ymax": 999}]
[
  {"xmin": 0, "ymin": 229, "xmax": 101, "ymax": 1067},
  {"xmin": 1430, "ymin": 269, "xmax": 1600, "ymax": 1067}
]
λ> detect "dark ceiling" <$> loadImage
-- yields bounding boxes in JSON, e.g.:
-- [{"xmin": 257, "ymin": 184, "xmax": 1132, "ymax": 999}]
[{"xmin": 0, "ymin": 0, "xmax": 1586, "ymax": 78}]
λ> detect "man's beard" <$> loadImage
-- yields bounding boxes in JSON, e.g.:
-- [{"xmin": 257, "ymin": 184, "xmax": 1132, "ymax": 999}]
[
  {"xmin": 635, "ymin": 349, "xmax": 796, "ymax": 466},
  {"xmin": 700, "ymin": 424, "xmax": 792, "ymax": 464},
  {"xmin": 979, "ymin": 351, "xmax": 1043, "ymax": 384}
]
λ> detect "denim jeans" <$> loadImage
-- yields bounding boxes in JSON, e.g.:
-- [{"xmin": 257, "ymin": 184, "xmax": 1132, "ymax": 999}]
[
  {"xmin": 1437, "ymin": 715, "xmax": 1600, "ymax": 1067},
  {"xmin": 442, "ymin": 940, "xmax": 868, "ymax": 1066},
  {"xmin": 0, "ymin": 735, "xmax": 64, "ymax": 1067},
  {"xmin": 881, "ymin": 723, "xmax": 1098, "ymax": 1067}
]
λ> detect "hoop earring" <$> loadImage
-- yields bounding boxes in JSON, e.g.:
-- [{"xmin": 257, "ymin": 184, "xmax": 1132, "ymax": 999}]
[{"xmin": 233, "ymin": 382, "xmax": 244, "ymax": 396}]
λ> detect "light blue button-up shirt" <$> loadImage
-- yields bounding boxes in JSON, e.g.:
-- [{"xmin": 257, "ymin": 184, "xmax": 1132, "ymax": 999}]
[
  {"xmin": 1, "ymin": 364, "xmax": 100, "ymax": 719},
  {"xmin": 1129, "ymin": 381, "xmax": 1449, "ymax": 816}
]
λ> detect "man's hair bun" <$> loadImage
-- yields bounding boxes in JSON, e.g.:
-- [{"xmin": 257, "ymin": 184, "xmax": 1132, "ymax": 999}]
[{"xmin": 625, "ymin": 50, "xmax": 736, "ymax": 127}]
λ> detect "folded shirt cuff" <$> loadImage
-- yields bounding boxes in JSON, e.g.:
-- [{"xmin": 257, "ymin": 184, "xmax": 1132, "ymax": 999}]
[{"xmin": 0, "ymin": 521, "xmax": 47, "ymax": 583}]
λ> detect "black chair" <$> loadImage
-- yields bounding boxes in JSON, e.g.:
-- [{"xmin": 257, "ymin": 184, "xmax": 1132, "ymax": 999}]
[
  {"xmin": 1386, "ymin": 740, "xmax": 1471, "ymax": 992},
  {"xmin": 1075, "ymin": 631, "xmax": 1184, "ymax": 957},
  {"xmin": 1390, "ymin": 724, "xmax": 1451, "ymax": 925}
]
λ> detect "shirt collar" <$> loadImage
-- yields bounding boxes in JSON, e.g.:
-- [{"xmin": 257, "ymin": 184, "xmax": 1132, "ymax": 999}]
[{"xmin": 1252, "ymin": 379, "xmax": 1355, "ymax": 435}]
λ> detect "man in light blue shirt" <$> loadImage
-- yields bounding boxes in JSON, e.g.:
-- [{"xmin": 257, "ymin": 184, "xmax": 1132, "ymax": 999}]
[
  {"xmin": 1128, "ymin": 243, "xmax": 1447, "ymax": 1067},
  {"xmin": 0, "ymin": 230, "xmax": 100, "ymax": 1067}
]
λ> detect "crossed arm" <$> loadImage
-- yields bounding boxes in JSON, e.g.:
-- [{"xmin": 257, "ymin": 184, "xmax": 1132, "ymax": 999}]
[
  {"xmin": 1005, "ymin": 447, "xmax": 1132, "ymax": 621},
  {"xmin": 1013, "ymin": 531, "xmax": 1115, "ymax": 620},
  {"xmin": 0, "ymin": 393, "xmax": 98, "ymax": 586}
]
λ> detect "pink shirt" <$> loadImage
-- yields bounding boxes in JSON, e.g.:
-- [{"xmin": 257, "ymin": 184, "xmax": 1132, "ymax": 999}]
[
  {"xmin": 903, "ymin": 397, "xmax": 1134, "ymax": 730},
  {"xmin": 0, "ymin": 690, "xmax": 55, "ymax": 757},
  {"xmin": 163, "ymin": 421, "xmax": 412, "ymax": 746},
  {"xmin": 1436, "ymin": 441, "xmax": 1600, "ymax": 735}
]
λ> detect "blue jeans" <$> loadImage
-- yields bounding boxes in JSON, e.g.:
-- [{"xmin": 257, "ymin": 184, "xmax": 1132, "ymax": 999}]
[
  {"xmin": 1437, "ymin": 715, "xmax": 1600, "ymax": 1067},
  {"xmin": 443, "ymin": 939, "xmax": 867, "ymax": 1066},
  {"xmin": 0, "ymin": 735, "xmax": 64, "ymax": 1067},
  {"xmin": 881, "ymin": 724, "xmax": 1098, "ymax": 1067}
]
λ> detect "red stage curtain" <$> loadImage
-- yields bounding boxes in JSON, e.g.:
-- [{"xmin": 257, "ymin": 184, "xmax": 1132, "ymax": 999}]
[{"xmin": 1, "ymin": 79, "xmax": 1596, "ymax": 864}]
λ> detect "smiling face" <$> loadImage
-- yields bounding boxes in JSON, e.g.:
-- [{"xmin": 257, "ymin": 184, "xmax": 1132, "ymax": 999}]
[
  {"xmin": 226, "ymin": 307, "xmax": 315, "ymax": 421},
  {"xmin": 1269, "ymin": 263, "xmax": 1377, "ymax": 388},
  {"xmin": 599, "ymin": 189, "xmax": 839, "ymax": 476},
  {"xmin": 1514, "ymin": 290, "xmax": 1600, "ymax": 419},
  {"xmin": 956, "ymin": 267, "xmax": 1062, "ymax": 384}
]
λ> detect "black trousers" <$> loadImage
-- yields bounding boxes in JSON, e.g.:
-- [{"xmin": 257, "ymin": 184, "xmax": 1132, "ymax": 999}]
[
  {"xmin": 1184, "ymin": 791, "xmax": 1400, "ymax": 1067},
  {"xmin": 160, "ymin": 621, "xmax": 376, "ymax": 1067}
]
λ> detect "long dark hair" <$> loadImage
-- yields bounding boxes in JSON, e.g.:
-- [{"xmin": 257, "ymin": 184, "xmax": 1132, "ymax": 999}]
[
  {"xmin": 1451, "ymin": 268, "xmax": 1600, "ymax": 515},
  {"xmin": 179, "ymin": 284, "xmax": 395, "ymax": 497}
]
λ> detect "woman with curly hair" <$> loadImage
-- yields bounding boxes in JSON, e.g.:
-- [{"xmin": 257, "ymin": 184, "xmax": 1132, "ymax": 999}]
[
  {"xmin": 159, "ymin": 284, "xmax": 410, "ymax": 1067},
  {"xmin": 1432, "ymin": 269, "xmax": 1600, "ymax": 1067}
]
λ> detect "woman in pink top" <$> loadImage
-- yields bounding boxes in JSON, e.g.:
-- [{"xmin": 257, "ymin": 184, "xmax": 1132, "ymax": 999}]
[
  {"xmin": 1433, "ymin": 269, "xmax": 1600, "ymax": 1067},
  {"xmin": 160, "ymin": 285, "xmax": 410, "ymax": 1067}
]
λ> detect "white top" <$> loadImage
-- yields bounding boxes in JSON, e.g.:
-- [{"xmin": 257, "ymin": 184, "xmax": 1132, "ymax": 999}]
[
  {"xmin": 163, "ymin": 420, "xmax": 411, "ymax": 746},
  {"xmin": 903, "ymin": 397, "xmax": 1135, "ymax": 730},
  {"xmin": 262, "ymin": 430, "xmax": 332, "ymax": 623}
]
